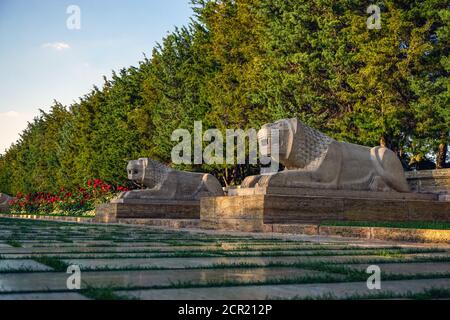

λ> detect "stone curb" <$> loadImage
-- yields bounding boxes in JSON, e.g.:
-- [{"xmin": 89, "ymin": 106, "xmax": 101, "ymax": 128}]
[
  {"xmin": 0, "ymin": 214, "xmax": 448, "ymax": 244},
  {"xmin": 271, "ymin": 224, "xmax": 450, "ymax": 244}
]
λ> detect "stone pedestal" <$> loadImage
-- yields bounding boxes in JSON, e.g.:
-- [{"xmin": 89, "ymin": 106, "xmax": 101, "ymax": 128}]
[
  {"xmin": 200, "ymin": 187, "xmax": 450, "ymax": 232},
  {"xmin": 405, "ymin": 169, "xmax": 450, "ymax": 194},
  {"xmin": 95, "ymin": 199, "xmax": 199, "ymax": 223}
]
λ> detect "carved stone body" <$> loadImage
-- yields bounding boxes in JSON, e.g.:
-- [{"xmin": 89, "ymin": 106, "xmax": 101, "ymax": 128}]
[
  {"xmin": 118, "ymin": 158, "xmax": 224, "ymax": 201},
  {"xmin": 0, "ymin": 193, "xmax": 13, "ymax": 213},
  {"xmin": 243, "ymin": 118, "xmax": 410, "ymax": 192}
]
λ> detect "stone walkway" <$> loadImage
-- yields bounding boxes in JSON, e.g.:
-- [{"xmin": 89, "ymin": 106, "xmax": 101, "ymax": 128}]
[{"xmin": 0, "ymin": 218, "xmax": 448, "ymax": 300}]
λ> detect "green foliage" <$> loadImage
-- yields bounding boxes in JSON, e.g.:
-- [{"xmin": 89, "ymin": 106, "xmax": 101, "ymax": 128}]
[{"xmin": 0, "ymin": 0, "xmax": 448, "ymax": 195}]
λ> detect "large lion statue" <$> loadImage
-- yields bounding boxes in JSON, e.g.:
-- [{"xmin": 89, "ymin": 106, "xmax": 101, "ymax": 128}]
[
  {"xmin": 117, "ymin": 158, "xmax": 224, "ymax": 201},
  {"xmin": 242, "ymin": 118, "xmax": 410, "ymax": 192}
]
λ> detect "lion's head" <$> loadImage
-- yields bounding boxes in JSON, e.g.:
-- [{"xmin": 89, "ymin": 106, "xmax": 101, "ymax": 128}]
[
  {"xmin": 127, "ymin": 158, "xmax": 169, "ymax": 189},
  {"xmin": 257, "ymin": 118, "xmax": 333, "ymax": 170},
  {"xmin": 258, "ymin": 118, "xmax": 295, "ymax": 165}
]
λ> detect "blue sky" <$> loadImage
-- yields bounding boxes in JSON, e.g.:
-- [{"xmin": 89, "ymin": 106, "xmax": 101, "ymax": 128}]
[{"xmin": 0, "ymin": 0, "xmax": 194, "ymax": 153}]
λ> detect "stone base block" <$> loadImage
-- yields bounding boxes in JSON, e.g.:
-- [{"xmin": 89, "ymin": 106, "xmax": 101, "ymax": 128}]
[
  {"xmin": 116, "ymin": 218, "xmax": 200, "ymax": 228},
  {"xmin": 201, "ymin": 190, "xmax": 450, "ymax": 232},
  {"xmin": 405, "ymin": 168, "xmax": 450, "ymax": 194},
  {"xmin": 95, "ymin": 200, "xmax": 199, "ymax": 223},
  {"xmin": 0, "ymin": 205, "xmax": 10, "ymax": 214}
]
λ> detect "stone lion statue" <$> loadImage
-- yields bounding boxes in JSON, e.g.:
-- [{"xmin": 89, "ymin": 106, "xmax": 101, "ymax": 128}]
[
  {"xmin": 0, "ymin": 193, "xmax": 13, "ymax": 213},
  {"xmin": 242, "ymin": 118, "xmax": 410, "ymax": 192},
  {"xmin": 118, "ymin": 158, "xmax": 224, "ymax": 200}
]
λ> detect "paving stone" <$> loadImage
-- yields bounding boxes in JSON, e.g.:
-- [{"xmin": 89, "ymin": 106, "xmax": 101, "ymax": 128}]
[
  {"xmin": 0, "ymin": 268, "xmax": 341, "ymax": 293},
  {"xmin": 0, "ymin": 246, "xmax": 184, "ymax": 254},
  {"xmin": 0, "ymin": 246, "xmax": 384, "ymax": 255},
  {"xmin": 0, "ymin": 260, "xmax": 53, "ymax": 272},
  {"xmin": 0, "ymin": 218, "xmax": 449, "ymax": 300},
  {"xmin": 346, "ymin": 262, "xmax": 450, "ymax": 275},
  {"xmin": 18, "ymin": 241, "xmax": 116, "ymax": 248},
  {"xmin": 61, "ymin": 255, "xmax": 412, "ymax": 270},
  {"xmin": 2, "ymin": 250, "xmax": 448, "ymax": 261},
  {"xmin": 117, "ymin": 278, "xmax": 450, "ymax": 300},
  {"xmin": 0, "ymin": 293, "xmax": 89, "ymax": 300}
]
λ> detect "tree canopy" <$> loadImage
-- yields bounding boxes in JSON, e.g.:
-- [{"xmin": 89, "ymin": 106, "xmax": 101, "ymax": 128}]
[{"xmin": 0, "ymin": 0, "xmax": 448, "ymax": 195}]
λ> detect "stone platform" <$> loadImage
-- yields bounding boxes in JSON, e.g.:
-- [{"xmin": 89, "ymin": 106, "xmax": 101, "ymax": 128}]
[
  {"xmin": 201, "ymin": 187, "xmax": 450, "ymax": 232},
  {"xmin": 406, "ymin": 168, "xmax": 450, "ymax": 194},
  {"xmin": 0, "ymin": 217, "xmax": 449, "ymax": 300},
  {"xmin": 95, "ymin": 199, "xmax": 199, "ymax": 223}
]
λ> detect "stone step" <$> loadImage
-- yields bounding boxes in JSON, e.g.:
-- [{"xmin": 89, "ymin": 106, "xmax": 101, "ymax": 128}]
[
  {"xmin": 0, "ymin": 260, "xmax": 53, "ymax": 272},
  {"xmin": 0, "ymin": 268, "xmax": 341, "ymax": 293},
  {"xmin": 345, "ymin": 262, "xmax": 450, "ymax": 275},
  {"xmin": 116, "ymin": 278, "xmax": 450, "ymax": 300}
]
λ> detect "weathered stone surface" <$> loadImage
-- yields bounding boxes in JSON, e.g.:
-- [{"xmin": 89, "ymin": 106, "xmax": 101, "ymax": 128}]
[
  {"xmin": 319, "ymin": 226, "xmax": 372, "ymax": 239},
  {"xmin": 346, "ymin": 262, "xmax": 450, "ymax": 275},
  {"xmin": 270, "ymin": 224, "xmax": 319, "ymax": 235},
  {"xmin": 342, "ymin": 198, "xmax": 409, "ymax": 221},
  {"xmin": 0, "ymin": 268, "xmax": 340, "ymax": 293},
  {"xmin": 228, "ymin": 186, "xmax": 438, "ymax": 200},
  {"xmin": 265, "ymin": 196, "xmax": 343, "ymax": 223},
  {"xmin": 406, "ymin": 169, "xmax": 450, "ymax": 194},
  {"xmin": 266, "ymin": 224, "xmax": 450, "ymax": 244},
  {"xmin": 0, "ymin": 217, "xmax": 449, "ymax": 301},
  {"xmin": 116, "ymin": 218, "xmax": 200, "ymax": 228},
  {"xmin": 96, "ymin": 200, "xmax": 200, "ymax": 223},
  {"xmin": 0, "ymin": 293, "xmax": 90, "ymax": 300},
  {"xmin": 117, "ymin": 278, "xmax": 450, "ymax": 300},
  {"xmin": 0, "ymin": 260, "xmax": 53, "ymax": 272},
  {"xmin": 0, "ymin": 193, "xmax": 12, "ymax": 213},
  {"xmin": 242, "ymin": 118, "xmax": 410, "ymax": 192},
  {"xmin": 371, "ymin": 227, "xmax": 450, "ymax": 244},
  {"xmin": 201, "ymin": 194, "xmax": 450, "ymax": 233},
  {"xmin": 59, "ymin": 253, "xmax": 391, "ymax": 270}
]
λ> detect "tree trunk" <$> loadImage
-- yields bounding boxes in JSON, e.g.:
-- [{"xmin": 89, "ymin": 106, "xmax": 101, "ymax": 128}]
[{"xmin": 436, "ymin": 139, "xmax": 448, "ymax": 169}]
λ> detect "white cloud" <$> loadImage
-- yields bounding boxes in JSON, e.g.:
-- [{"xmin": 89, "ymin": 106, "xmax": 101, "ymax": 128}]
[
  {"xmin": 0, "ymin": 111, "xmax": 36, "ymax": 154},
  {"xmin": 41, "ymin": 42, "xmax": 71, "ymax": 51}
]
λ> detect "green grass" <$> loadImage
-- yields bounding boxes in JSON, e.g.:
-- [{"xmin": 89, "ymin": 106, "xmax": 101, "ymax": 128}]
[
  {"xmin": 296, "ymin": 287, "xmax": 450, "ymax": 300},
  {"xmin": 55, "ymin": 236, "xmax": 73, "ymax": 243},
  {"xmin": 82, "ymin": 285, "xmax": 137, "ymax": 300},
  {"xmin": 5, "ymin": 239, "xmax": 22, "ymax": 248},
  {"xmin": 33, "ymin": 256, "xmax": 70, "ymax": 272},
  {"xmin": 321, "ymin": 220, "xmax": 450, "ymax": 230},
  {"xmin": 0, "ymin": 267, "xmax": 38, "ymax": 274},
  {"xmin": 164, "ymin": 274, "xmax": 343, "ymax": 290}
]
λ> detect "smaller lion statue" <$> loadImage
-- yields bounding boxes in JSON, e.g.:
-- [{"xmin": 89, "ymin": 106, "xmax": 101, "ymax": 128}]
[
  {"xmin": 0, "ymin": 193, "xmax": 13, "ymax": 213},
  {"xmin": 242, "ymin": 118, "xmax": 410, "ymax": 192},
  {"xmin": 118, "ymin": 158, "xmax": 224, "ymax": 200}
]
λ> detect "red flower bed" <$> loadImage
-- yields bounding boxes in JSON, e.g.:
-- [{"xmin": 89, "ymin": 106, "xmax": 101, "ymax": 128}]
[{"xmin": 9, "ymin": 179, "xmax": 129, "ymax": 216}]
